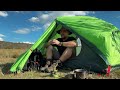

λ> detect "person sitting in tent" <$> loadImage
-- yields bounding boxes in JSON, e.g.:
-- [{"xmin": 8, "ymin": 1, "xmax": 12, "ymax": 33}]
[{"xmin": 40, "ymin": 27, "xmax": 77, "ymax": 72}]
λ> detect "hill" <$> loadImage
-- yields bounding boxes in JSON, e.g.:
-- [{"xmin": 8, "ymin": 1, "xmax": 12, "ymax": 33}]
[{"xmin": 0, "ymin": 41, "xmax": 32, "ymax": 49}]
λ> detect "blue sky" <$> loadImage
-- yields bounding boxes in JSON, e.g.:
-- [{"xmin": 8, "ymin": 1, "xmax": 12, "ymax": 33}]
[{"xmin": 0, "ymin": 11, "xmax": 120, "ymax": 44}]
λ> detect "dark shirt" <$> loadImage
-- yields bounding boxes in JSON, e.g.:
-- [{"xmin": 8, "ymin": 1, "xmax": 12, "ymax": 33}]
[{"xmin": 53, "ymin": 37, "xmax": 76, "ymax": 55}]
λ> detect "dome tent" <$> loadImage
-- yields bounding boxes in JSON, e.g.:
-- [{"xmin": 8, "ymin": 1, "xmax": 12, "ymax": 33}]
[{"xmin": 10, "ymin": 16, "xmax": 120, "ymax": 73}]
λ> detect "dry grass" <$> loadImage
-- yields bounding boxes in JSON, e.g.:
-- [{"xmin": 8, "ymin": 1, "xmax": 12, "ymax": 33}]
[
  {"xmin": 0, "ymin": 49, "xmax": 67, "ymax": 79},
  {"xmin": 0, "ymin": 49, "xmax": 120, "ymax": 79},
  {"xmin": 0, "ymin": 49, "xmax": 26, "ymax": 58}
]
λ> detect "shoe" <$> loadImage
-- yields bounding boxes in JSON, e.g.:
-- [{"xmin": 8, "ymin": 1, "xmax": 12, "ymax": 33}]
[
  {"xmin": 40, "ymin": 65, "xmax": 48, "ymax": 72},
  {"xmin": 40, "ymin": 61, "xmax": 50, "ymax": 72},
  {"xmin": 46, "ymin": 60, "xmax": 61, "ymax": 73}
]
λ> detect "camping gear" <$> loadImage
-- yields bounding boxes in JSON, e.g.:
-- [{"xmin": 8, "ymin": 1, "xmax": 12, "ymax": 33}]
[
  {"xmin": 22, "ymin": 49, "xmax": 46, "ymax": 71},
  {"xmin": 74, "ymin": 69, "xmax": 87, "ymax": 79},
  {"xmin": 10, "ymin": 16, "xmax": 120, "ymax": 74}
]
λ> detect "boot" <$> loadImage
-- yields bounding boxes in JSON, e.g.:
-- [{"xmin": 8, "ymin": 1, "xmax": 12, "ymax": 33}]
[
  {"xmin": 46, "ymin": 60, "xmax": 61, "ymax": 73},
  {"xmin": 40, "ymin": 60, "xmax": 51, "ymax": 72}
]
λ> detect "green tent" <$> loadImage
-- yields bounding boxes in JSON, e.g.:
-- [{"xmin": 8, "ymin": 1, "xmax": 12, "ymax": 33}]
[{"xmin": 10, "ymin": 16, "xmax": 120, "ymax": 73}]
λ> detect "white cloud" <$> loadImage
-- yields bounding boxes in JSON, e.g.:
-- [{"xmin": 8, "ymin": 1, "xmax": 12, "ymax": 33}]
[
  {"xmin": 22, "ymin": 41, "xmax": 34, "ymax": 44},
  {"xmin": 14, "ymin": 11, "xmax": 25, "ymax": 13},
  {"xmin": 29, "ymin": 17, "xmax": 40, "ymax": 23},
  {"xmin": 15, "ymin": 11, "xmax": 20, "ymax": 13},
  {"xmin": 0, "ymin": 34, "xmax": 5, "ymax": 37},
  {"xmin": 39, "ymin": 14, "xmax": 49, "ymax": 23},
  {"xmin": 31, "ymin": 26, "xmax": 42, "ymax": 31},
  {"xmin": 0, "ymin": 34, "xmax": 5, "ymax": 41},
  {"xmin": 14, "ymin": 28, "xmax": 30, "ymax": 34},
  {"xmin": 33, "ymin": 11, "xmax": 92, "ymax": 30},
  {"xmin": 14, "ymin": 26, "xmax": 41, "ymax": 34},
  {"xmin": 9, "ymin": 11, "xmax": 31, "ymax": 14},
  {"xmin": 0, "ymin": 37, "xmax": 3, "ymax": 41},
  {"xmin": 29, "ymin": 11, "xmax": 94, "ymax": 30},
  {"xmin": 0, "ymin": 11, "xmax": 8, "ymax": 17},
  {"xmin": 39, "ymin": 11, "xmax": 90, "ymax": 23},
  {"xmin": 43, "ymin": 22, "xmax": 51, "ymax": 30},
  {"xmin": 39, "ymin": 11, "xmax": 89, "ymax": 29},
  {"xmin": 29, "ymin": 11, "xmax": 90, "ymax": 24},
  {"xmin": 16, "ymin": 41, "xmax": 34, "ymax": 44}
]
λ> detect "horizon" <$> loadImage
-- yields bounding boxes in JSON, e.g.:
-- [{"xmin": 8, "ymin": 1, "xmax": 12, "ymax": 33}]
[
  {"xmin": 0, "ymin": 40, "xmax": 33, "ymax": 44},
  {"xmin": 0, "ymin": 11, "xmax": 120, "ymax": 44}
]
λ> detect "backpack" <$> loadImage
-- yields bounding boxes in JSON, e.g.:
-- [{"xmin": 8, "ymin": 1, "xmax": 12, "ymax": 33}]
[{"xmin": 22, "ymin": 49, "xmax": 46, "ymax": 72}]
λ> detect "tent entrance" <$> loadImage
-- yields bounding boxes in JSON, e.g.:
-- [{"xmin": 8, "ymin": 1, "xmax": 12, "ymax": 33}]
[
  {"xmin": 35, "ymin": 23, "xmax": 107, "ymax": 73},
  {"xmin": 39, "ymin": 24, "xmax": 82, "ymax": 56}
]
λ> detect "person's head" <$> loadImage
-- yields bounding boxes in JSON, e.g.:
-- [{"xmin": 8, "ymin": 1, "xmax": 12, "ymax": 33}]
[{"xmin": 57, "ymin": 27, "xmax": 72, "ymax": 39}]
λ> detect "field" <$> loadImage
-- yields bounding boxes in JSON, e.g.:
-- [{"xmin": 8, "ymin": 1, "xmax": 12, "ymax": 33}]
[
  {"xmin": 1, "ymin": 49, "xmax": 120, "ymax": 79},
  {"xmin": 0, "ymin": 49, "xmax": 68, "ymax": 79}
]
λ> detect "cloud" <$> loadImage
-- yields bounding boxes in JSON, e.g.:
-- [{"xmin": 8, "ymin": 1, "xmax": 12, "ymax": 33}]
[
  {"xmin": 39, "ymin": 11, "xmax": 91, "ymax": 23},
  {"xmin": 8, "ymin": 11, "xmax": 31, "ymax": 14},
  {"xmin": 39, "ymin": 14, "xmax": 49, "ymax": 23},
  {"xmin": 43, "ymin": 22, "xmax": 51, "ymax": 30},
  {"xmin": 16, "ymin": 41, "xmax": 34, "ymax": 44},
  {"xmin": 22, "ymin": 41, "xmax": 34, "ymax": 44},
  {"xmin": 14, "ymin": 11, "xmax": 26, "ymax": 13},
  {"xmin": 14, "ymin": 28, "xmax": 30, "ymax": 34},
  {"xmin": 31, "ymin": 26, "xmax": 42, "ymax": 31},
  {"xmin": 14, "ymin": 26, "xmax": 41, "ymax": 34},
  {"xmin": 29, "ymin": 11, "xmax": 91, "ymax": 24},
  {"xmin": 0, "ymin": 34, "xmax": 5, "ymax": 41},
  {"xmin": 0, "ymin": 34, "xmax": 5, "ymax": 37},
  {"xmin": 28, "ymin": 11, "xmax": 93, "ymax": 30},
  {"xmin": 40, "ymin": 11, "xmax": 90, "ymax": 30},
  {"xmin": 28, "ymin": 17, "xmax": 40, "ymax": 23},
  {"xmin": 0, "ymin": 37, "xmax": 4, "ymax": 41},
  {"xmin": 0, "ymin": 11, "xmax": 8, "ymax": 17}
]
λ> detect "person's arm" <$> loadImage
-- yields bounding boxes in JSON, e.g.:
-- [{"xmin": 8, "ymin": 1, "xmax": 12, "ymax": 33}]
[
  {"xmin": 52, "ymin": 39, "xmax": 77, "ymax": 47},
  {"xmin": 60, "ymin": 41, "xmax": 77, "ymax": 47},
  {"xmin": 44, "ymin": 40, "xmax": 53, "ymax": 48}
]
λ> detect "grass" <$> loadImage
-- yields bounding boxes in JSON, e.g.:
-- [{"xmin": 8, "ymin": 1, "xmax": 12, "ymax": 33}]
[
  {"xmin": 0, "ymin": 49, "xmax": 120, "ymax": 79},
  {"xmin": 0, "ymin": 49, "xmax": 67, "ymax": 79},
  {"xmin": 0, "ymin": 49, "xmax": 26, "ymax": 58}
]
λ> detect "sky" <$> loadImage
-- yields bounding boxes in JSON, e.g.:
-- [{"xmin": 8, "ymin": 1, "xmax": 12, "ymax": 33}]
[{"xmin": 0, "ymin": 11, "xmax": 120, "ymax": 44}]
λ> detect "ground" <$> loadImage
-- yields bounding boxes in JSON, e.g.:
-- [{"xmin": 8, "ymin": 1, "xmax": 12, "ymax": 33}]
[{"xmin": 0, "ymin": 49, "xmax": 120, "ymax": 79}]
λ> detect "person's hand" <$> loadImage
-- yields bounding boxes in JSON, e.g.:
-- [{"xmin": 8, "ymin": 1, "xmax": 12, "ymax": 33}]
[
  {"xmin": 48, "ymin": 40, "xmax": 53, "ymax": 45},
  {"xmin": 52, "ymin": 39, "xmax": 60, "ymax": 46}
]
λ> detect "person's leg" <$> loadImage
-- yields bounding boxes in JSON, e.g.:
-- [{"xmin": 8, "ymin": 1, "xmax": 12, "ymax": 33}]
[
  {"xmin": 41, "ymin": 45, "xmax": 61, "ymax": 72},
  {"xmin": 46, "ymin": 45, "xmax": 53, "ymax": 60},
  {"xmin": 40, "ymin": 45, "xmax": 53, "ymax": 71},
  {"xmin": 59, "ymin": 47, "xmax": 75, "ymax": 62},
  {"xmin": 46, "ymin": 45, "xmax": 60, "ymax": 62},
  {"xmin": 52, "ymin": 48, "xmax": 60, "ymax": 61},
  {"xmin": 46, "ymin": 46, "xmax": 75, "ymax": 62},
  {"xmin": 47, "ymin": 47, "xmax": 75, "ymax": 72}
]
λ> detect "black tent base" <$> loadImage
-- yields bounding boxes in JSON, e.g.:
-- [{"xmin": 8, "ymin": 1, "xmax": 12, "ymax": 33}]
[{"xmin": 62, "ymin": 40, "xmax": 108, "ymax": 74}]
